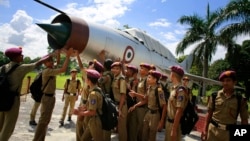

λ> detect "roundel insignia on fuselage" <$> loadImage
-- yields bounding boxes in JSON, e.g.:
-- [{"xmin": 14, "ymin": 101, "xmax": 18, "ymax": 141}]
[{"xmin": 123, "ymin": 46, "xmax": 134, "ymax": 64}]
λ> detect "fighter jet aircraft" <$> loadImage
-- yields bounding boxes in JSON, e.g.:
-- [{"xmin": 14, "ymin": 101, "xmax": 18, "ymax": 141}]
[{"xmin": 34, "ymin": 0, "xmax": 244, "ymax": 90}]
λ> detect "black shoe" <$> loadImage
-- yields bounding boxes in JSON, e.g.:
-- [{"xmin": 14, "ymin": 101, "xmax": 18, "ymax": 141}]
[
  {"xmin": 29, "ymin": 120, "xmax": 37, "ymax": 126},
  {"xmin": 59, "ymin": 120, "xmax": 64, "ymax": 126},
  {"xmin": 67, "ymin": 116, "xmax": 71, "ymax": 121}
]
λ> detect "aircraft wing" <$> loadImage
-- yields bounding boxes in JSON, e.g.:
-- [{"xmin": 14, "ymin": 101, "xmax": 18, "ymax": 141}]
[{"xmin": 158, "ymin": 66, "xmax": 245, "ymax": 90}]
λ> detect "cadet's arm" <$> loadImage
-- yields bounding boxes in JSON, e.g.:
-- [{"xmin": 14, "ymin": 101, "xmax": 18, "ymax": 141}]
[
  {"xmin": 160, "ymin": 104, "xmax": 167, "ymax": 123},
  {"xmin": 119, "ymin": 93, "xmax": 126, "ymax": 112},
  {"xmin": 76, "ymin": 51, "xmax": 84, "ymax": 70},
  {"xmin": 57, "ymin": 48, "xmax": 73, "ymax": 73},
  {"xmin": 172, "ymin": 107, "xmax": 183, "ymax": 132},
  {"xmin": 204, "ymin": 109, "xmax": 213, "ymax": 132}
]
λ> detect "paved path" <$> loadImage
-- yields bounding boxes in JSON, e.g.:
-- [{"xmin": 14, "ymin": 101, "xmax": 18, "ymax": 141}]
[{"xmin": 9, "ymin": 90, "xmax": 201, "ymax": 141}]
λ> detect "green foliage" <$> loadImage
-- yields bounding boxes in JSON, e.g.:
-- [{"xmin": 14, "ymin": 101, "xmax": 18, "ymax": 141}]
[
  {"xmin": 208, "ymin": 59, "xmax": 230, "ymax": 80},
  {"xmin": 0, "ymin": 51, "xmax": 10, "ymax": 66},
  {"xmin": 177, "ymin": 55, "xmax": 186, "ymax": 63}
]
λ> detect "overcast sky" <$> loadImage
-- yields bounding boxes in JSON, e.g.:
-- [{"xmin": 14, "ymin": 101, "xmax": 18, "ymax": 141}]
[{"xmin": 0, "ymin": 0, "xmax": 248, "ymax": 62}]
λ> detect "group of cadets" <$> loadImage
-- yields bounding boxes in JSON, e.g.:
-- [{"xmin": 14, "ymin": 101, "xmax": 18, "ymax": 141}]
[{"xmin": 0, "ymin": 47, "xmax": 248, "ymax": 141}]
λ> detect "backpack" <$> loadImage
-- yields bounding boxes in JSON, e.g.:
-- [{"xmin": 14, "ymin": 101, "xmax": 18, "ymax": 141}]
[
  {"xmin": 93, "ymin": 88, "xmax": 118, "ymax": 131},
  {"xmin": 101, "ymin": 72, "xmax": 115, "ymax": 101},
  {"xmin": 177, "ymin": 86, "xmax": 199, "ymax": 135},
  {"xmin": 64, "ymin": 79, "xmax": 80, "ymax": 93},
  {"xmin": 0, "ymin": 64, "xmax": 19, "ymax": 111},
  {"xmin": 29, "ymin": 72, "xmax": 51, "ymax": 102}
]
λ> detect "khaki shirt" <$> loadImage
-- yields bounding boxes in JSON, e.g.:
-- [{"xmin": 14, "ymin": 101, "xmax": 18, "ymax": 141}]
[
  {"xmin": 100, "ymin": 71, "xmax": 112, "ymax": 94},
  {"xmin": 167, "ymin": 84, "xmax": 188, "ymax": 119},
  {"xmin": 0, "ymin": 61, "xmax": 36, "ymax": 94},
  {"xmin": 136, "ymin": 76, "xmax": 147, "ymax": 102},
  {"xmin": 87, "ymin": 86, "xmax": 103, "ymax": 115},
  {"xmin": 42, "ymin": 68, "xmax": 60, "ymax": 94},
  {"xmin": 80, "ymin": 85, "xmax": 90, "ymax": 106},
  {"xmin": 147, "ymin": 85, "xmax": 166, "ymax": 110},
  {"xmin": 111, "ymin": 73, "xmax": 126, "ymax": 102},
  {"xmin": 208, "ymin": 89, "xmax": 249, "ymax": 124},
  {"xmin": 64, "ymin": 79, "xmax": 81, "ymax": 94}
]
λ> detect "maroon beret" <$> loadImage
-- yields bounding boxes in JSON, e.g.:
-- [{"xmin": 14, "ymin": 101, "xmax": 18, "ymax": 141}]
[
  {"xmin": 140, "ymin": 63, "xmax": 151, "ymax": 70},
  {"xmin": 149, "ymin": 70, "xmax": 162, "ymax": 80},
  {"xmin": 150, "ymin": 64, "xmax": 156, "ymax": 70},
  {"xmin": 161, "ymin": 73, "xmax": 168, "ymax": 80},
  {"xmin": 111, "ymin": 62, "xmax": 122, "ymax": 68},
  {"xmin": 219, "ymin": 70, "xmax": 236, "ymax": 81},
  {"xmin": 93, "ymin": 59, "xmax": 104, "ymax": 73},
  {"xmin": 170, "ymin": 65, "xmax": 184, "ymax": 77},
  {"xmin": 5, "ymin": 47, "xmax": 22, "ymax": 58},
  {"xmin": 126, "ymin": 64, "xmax": 138, "ymax": 72},
  {"xmin": 86, "ymin": 69, "xmax": 101, "ymax": 79}
]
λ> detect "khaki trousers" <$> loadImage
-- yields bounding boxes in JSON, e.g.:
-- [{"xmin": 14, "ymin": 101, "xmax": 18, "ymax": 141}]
[
  {"xmin": 117, "ymin": 104, "xmax": 128, "ymax": 141},
  {"xmin": 0, "ymin": 96, "xmax": 20, "ymax": 141},
  {"xmin": 82, "ymin": 116, "xmax": 103, "ymax": 141},
  {"xmin": 33, "ymin": 95, "xmax": 55, "ymax": 141},
  {"xmin": 127, "ymin": 109, "xmax": 137, "ymax": 141},
  {"xmin": 164, "ymin": 121, "xmax": 181, "ymax": 141},
  {"xmin": 76, "ymin": 117, "xmax": 84, "ymax": 141},
  {"xmin": 61, "ymin": 94, "xmax": 76, "ymax": 121},
  {"xmin": 142, "ymin": 111, "xmax": 160, "ymax": 141},
  {"xmin": 30, "ymin": 101, "xmax": 40, "ymax": 121},
  {"xmin": 207, "ymin": 123, "xmax": 230, "ymax": 141},
  {"xmin": 136, "ymin": 106, "xmax": 147, "ymax": 141}
]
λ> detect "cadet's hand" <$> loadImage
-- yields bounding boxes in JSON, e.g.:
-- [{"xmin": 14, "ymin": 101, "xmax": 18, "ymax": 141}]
[
  {"xmin": 66, "ymin": 48, "xmax": 74, "ymax": 57},
  {"xmin": 73, "ymin": 109, "xmax": 79, "ymax": 115},
  {"xmin": 128, "ymin": 105, "xmax": 136, "ymax": 113},
  {"xmin": 118, "ymin": 110, "xmax": 124, "ymax": 118},
  {"xmin": 201, "ymin": 131, "xmax": 207, "ymax": 141},
  {"xmin": 157, "ymin": 120, "xmax": 164, "ymax": 132},
  {"xmin": 170, "ymin": 129, "xmax": 177, "ymax": 141},
  {"xmin": 129, "ymin": 90, "xmax": 136, "ymax": 98},
  {"xmin": 78, "ymin": 106, "xmax": 86, "ymax": 111}
]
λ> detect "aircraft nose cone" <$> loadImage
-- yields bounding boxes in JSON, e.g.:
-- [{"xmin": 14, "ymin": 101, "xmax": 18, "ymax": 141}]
[{"xmin": 36, "ymin": 23, "xmax": 70, "ymax": 50}]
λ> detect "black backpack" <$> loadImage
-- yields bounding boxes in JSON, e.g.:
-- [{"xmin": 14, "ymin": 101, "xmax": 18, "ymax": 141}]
[
  {"xmin": 29, "ymin": 72, "xmax": 51, "ymax": 102},
  {"xmin": 93, "ymin": 88, "xmax": 118, "ymax": 131},
  {"xmin": 0, "ymin": 64, "xmax": 19, "ymax": 111},
  {"xmin": 173, "ymin": 86, "xmax": 199, "ymax": 135}
]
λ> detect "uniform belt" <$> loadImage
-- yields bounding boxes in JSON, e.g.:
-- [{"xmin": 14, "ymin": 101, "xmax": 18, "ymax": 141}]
[
  {"xmin": 44, "ymin": 93, "xmax": 55, "ymax": 97},
  {"xmin": 66, "ymin": 93, "xmax": 76, "ymax": 96},
  {"xmin": 148, "ymin": 108, "xmax": 158, "ymax": 114},
  {"xmin": 167, "ymin": 117, "xmax": 174, "ymax": 123},
  {"xmin": 210, "ymin": 119, "xmax": 232, "ymax": 130}
]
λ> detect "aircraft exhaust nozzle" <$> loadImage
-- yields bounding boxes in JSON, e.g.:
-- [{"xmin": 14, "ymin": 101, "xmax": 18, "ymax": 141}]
[{"xmin": 37, "ymin": 14, "xmax": 90, "ymax": 53}]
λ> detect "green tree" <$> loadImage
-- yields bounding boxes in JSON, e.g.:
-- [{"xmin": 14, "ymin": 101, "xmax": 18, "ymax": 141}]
[
  {"xmin": 0, "ymin": 51, "xmax": 10, "ymax": 66},
  {"xmin": 176, "ymin": 4, "xmax": 222, "ymax": 96}
]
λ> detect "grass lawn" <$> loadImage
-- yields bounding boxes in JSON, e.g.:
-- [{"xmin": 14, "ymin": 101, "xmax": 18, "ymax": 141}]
[{"xmin": 21, "ymin": 72, "xmax": 83, "ymax": 95}]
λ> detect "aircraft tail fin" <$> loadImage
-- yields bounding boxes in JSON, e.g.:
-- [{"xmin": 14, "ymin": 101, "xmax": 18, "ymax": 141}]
[{"xmin": 180, "ymin": 54, "xmax": 194, "ymax": 72}]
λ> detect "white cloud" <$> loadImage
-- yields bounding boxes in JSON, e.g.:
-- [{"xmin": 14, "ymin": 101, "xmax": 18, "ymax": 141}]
[
  {"xmin": 149, "ymin": 18, "xmax": 171, "ymax": 27},
  {"xmin": 161, "ymin": 0, "xmax": 167, "ymax": 3},
  {"xmin": 0, "ymin": 0, "xmax": 136, "ymax": 59},
  {"xmin": 0, "ymin": 0, "xmax": 9, "ymax": 7},
  {"xmin": 161, "ymin": 31, "xmax": 178, "ymax": 41},
  {"xmin": 0, "ymin": 10, "xmax": 48, "ymax": 59}
]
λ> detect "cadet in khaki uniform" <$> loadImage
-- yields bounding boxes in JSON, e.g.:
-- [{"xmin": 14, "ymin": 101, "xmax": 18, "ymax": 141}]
[
  {"xmin": 125, "ymin": 64, "xmax": 138, "ymax": 141},
  {"xmin": 0, "ymin": 47, "xmax": 47, "ymax": 141},
  {"xmin": 73, "ymin": 69, "xmax": 103, "ymax": 141},
  {"xmin": 164, "ymin": 66, "xmax": 188, "ymax": 141},
  {"xmin": 128, "ymin": 63, "xmax": 151, "ymax": 141},
  {"xmin": 111, "ymin": 62, "xmax": 127, "ymax": 141},
  {"xmin": 131, "ymin": 70, "xmax": 167, "ymax": 141},
  {"xmin": 99, "ymin": 59, "xmax": 114, "ymax": 141},
  {"xmin": 201, "ymin": 70, "xmax": 249, "ymax": 141},
  {"xmin": 75, "ymin": 52, "xmax": 104, "ymax": 141},
  {"xmin": 33, "ymin": 48, "xmax": 73, "ymax": 141},
  {"xmin": 59, "ymin": 68, "xmax": 81, "ymax": 126}
]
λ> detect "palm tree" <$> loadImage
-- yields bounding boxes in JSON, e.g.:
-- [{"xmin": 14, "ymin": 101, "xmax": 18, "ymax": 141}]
[
  {"xmin": 176, "ymin": 4, "xmax": 222, "ymax": 96},
  {"xmin": 214, "ymin": 0, "xmax": 250, "ymax": 38}
]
